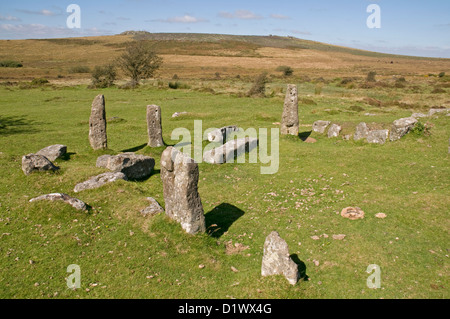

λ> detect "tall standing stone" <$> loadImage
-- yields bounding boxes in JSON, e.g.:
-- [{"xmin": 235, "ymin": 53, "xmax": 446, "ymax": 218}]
[
  {"xmin": 147, "ymin": 105, "xmax": 164, "ymax": 147},
  {"xmin": 160, "ymin": 147, "xmax": 205, "ymax": 235},
  {"xmin": 261, "ymin": 231, "xmax": 299, "ymax": 285},
  {"xmin": 89, "ymin": 94, "xmax": 107, "ymax": 150},
  {"xmin": 281, "ymin": 84, "xmax": 299, "ymax": 136}
]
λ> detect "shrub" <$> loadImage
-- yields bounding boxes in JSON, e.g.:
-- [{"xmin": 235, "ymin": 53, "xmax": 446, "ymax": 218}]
[
  {"xmin": 91, "ymin": 65, "xmax": 116, "ymax": 88},
  {"xmin": 247, "ymin": 72, "xmax": 268, "ymax": 97},
  {"xmin": 314, "ymin": 83, "xmax": 323, "ymax": 95},
  {"xmin": 69, "ymin": 65, "xmax": 91, "ymax": 74},
  {"xmin": 411, "ymin": 121, "xmax": 432, "ymax": 137},
  {"xmin": 438, "ymin": 72, "xmax": 445, "ymax": 78},
  {"xmin": 172, "ymin": 74, "xmax": 179, "ymax": 80},
  {"xmin": 168, "ymin": 81, "xmax": 190, "ymax": 90},
  {"xmin": 31, "ymin": 78, "xmax": 49, "ymax": 86},
  {"xmin": 366, "ymin": 71, "xmax": 377, "ymax": 82},
  {"xmin": 349, "ymin": 105, "xmax": 365, "ymax": 112},
  {"xmin": 276, "ymin": 65, "xmax": 294, "ymax": 77},
  {"xmin": 0, "ymin": 60, "xmax": 23, "ymax": 68}
]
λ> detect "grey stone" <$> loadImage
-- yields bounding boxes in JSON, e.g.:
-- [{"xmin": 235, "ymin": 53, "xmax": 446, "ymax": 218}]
[
  {"xmin": 89, "ymin": 94, "xmax": 107, "ymax": 150},
  {"xmin": 327, "ymin": 124, "xmax": 342, "ymax": 138},
  {"xmin": 36, "ymin": 144, "xmax": 67, "ymax": 161},
  {"xmin": 312, "ymin": 121, "xmax": 331, "ymax": 134},
  {"xmin": 203, "ymin": 137, "xmax": 258, "ymax": 164},
  {"xmin": 411, "ymin": 113, "xmax": 427, "ymax": 119},
  {"xmin": 160, "ymin": 147, "xmax": 205, "ymax": 235},
  {"xmin": 261, "ymin": 231, "xmax": 299, "ymax": 286},
  {"xmin": 281, "ymin": 84, "xmax": 299, "ymax": 136},
  {"xmin": 428, "ymin": 108, "xmax": 449, "ymax": 117},
  {"xmin": 390, "ymin": 117, "xmax": 418, "ymax": 141},
  {"xmin": 207, "ymin": 126, "xmax": 240, "ymax": 143},
  {"xmin": 96, "ymin": 153, "xmax": 155, "ymax": 180},
  {"xmin": 147, "ymin": 105, "xmax": 164, "ymax": 147},
  {"xmin": 22, "ymin": 154, "xmax": 59, "ymax": 175},
  {"xmin": 141, "ymin": 197, "xmax": 164, "ymax": 216},
  {"xmin": 367, "ymin": 130, "xmax": 389, "ymax": 144},
  {"xmin": 74, "ymin": 172, "xmax": 127, "ymax": 193},
  {"xmin": 354, "ymin": 122, "xmax": 369, "ymax": 141},
  {"xmin": 29, "ymin": 193, "xmax": 87, "ymax": 211},
  {"xmin": 172, "ymin": 112, "xmax": 188, "ymax": 118}
]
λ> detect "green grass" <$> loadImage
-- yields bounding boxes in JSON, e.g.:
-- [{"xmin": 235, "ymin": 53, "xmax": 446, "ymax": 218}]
[{"xmin": 0, "ymin": 84, "xmax": 449, "ymax": 299}]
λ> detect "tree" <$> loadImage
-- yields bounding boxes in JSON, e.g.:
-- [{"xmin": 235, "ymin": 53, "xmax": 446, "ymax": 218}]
[{"xmin": 117, "ymin": 41, "xmax": 163, "ymax": 87}]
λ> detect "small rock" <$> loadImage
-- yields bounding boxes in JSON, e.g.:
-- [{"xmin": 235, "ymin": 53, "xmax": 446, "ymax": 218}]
[
  {"xmin": 172, "ymin": 112, "xmax": 188, "ymax": 118},
  {"xmin": 140, "ymin": 197, "xmax": 164, "ymax": 216},
  {"xmin": 367, "ymin": 130, "xmax": 389, "ymax": 144},
  {"xmin": 311, "ymin": 236, "xmax": 321, "ymax": 241},
  {"xmin": 312, "ymin": 121, "xmax": 331, "ymax": 134},
  {"xmin": 303, "ymin": 137, "xmax": 317, "ymax": 144},
  {"xmin": 327, "ymin": 124, "xmax": 342, "ymax": 138},
  {"xmin": 97, "ymin": 153, "xmax": 155, "ymax": 180},
  {"xmin": 375, "ymin": 213, "xmax": 387, "ymax": 219},
  {"xmin": 199, "ymin": 264, "xmax": 205, "ymax": 269},
  {"xmin": 354, "ymin": 122, "xmax": 369, "ymax": 141},
  {"xmin": 313, "ymin": 260, "xmax": 320, "ymax": 267},
  {"xmin": 341, "ymin": 207, "xmax": 365, "ymax": 220},
  {"xmin": 231, "ymin": 266, "xmax": 239, "ymax": 273},
  {"xmin": 332, "ymin": 234, "xmax": 346, "ymax": 240}
]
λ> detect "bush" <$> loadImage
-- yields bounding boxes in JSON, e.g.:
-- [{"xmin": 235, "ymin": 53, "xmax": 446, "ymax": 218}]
[
  {"xmin": 168, "ymin": 81, "xmax": 190, "ymax": 90},
  {"xmin": 31, "ymin": 78, "xmax": 49, "ymax": 86},
  {"xmin": 438, "ymin": 72, "xmax": 445, "ymax": 78},
  {"xmin": 314, "ymin": 83, "xmax": 323, "ymax": 95},
  {"xmin": 276, "ymin": 66, "xmax": 294, "ymax": 77},
  {"xmin": 69, "ymin": 65, "xmax": 91, "ymax": 74},
  {"xmin": 0, "ymin": 60, "xmax": 23, "ymax": 68},
  {"xmin": 172, "ymin": 74, "xmax": 179, "ymax": 80},
  {"xmin": 366, "ymin": 71, "xmax": 377, "ymax": 82},
  {"xmin": 411, "ymin": 121, "xmax": 432, "ymax": 137},
  {"xmin": 91, "ymin": 65, "xmax": 116, "ymax": 88},
  {"xmin": 247, "ymin": 72, "xmax": 268, "ymax": 97}
]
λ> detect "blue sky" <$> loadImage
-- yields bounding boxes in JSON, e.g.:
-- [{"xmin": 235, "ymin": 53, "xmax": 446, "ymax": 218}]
[{"xmin": 1, "ymin": 0, "xmax": 449, "ymax": 58}]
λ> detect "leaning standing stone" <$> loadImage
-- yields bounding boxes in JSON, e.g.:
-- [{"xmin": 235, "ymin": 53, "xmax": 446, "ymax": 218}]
[
  {"xmin": 390, "ymin": 117, "xmax": 418, "ymax": 141},
  {"xmin": 22, "ymin": 154, "xmax": 59, "ymax": 175},
  {"xmin": 281, "ymin": 84, "xmax": 299, "ymax": 136},
  {"xmin": 147, "ymin": 105, "xmax": 164, "ymax": 147},
  {"xmin": 160, "ymin": 147, "xmax": 205, "ymax": 235},
  {"xmin": 261, "ymin": 231, "xmax": 299, "ymax": 285},
  {"xmin": 89, "ymin": 94, "xmax": 107, "ymax": 150}
]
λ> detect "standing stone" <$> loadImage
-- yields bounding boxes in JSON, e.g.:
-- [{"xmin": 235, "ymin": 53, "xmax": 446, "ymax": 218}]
[
  {"xmin": 207, "ymin": 126, "xmax": 240, "ymax": 143},
  {"xmin": 390, "ymin": 117, "xmax": 418, "ymax": 141},
  {"xmin": 160, "ymin": 147, "xmax": 205, "ymax": 235},
  {"xmin": 312, "ymin": 121, "xmax": 331, "ymax": 134},
  {"xmin": 367, "ymin": 129, "xmax": 389, "ymax": 144},
  {"xmin": 89, "ymin": 94, "xmax": 107, "ymax": 150},
  {"xmin": 354, "ymin": 122, "xmax": 369, "ymax": 141},
  {"xmin": 261, "ymin": 231, "xmax": 299, "ymax": 286},
  {"xmin": 327, "ymin": 124, "xmax": 342, "ymax": 138},
  {"xmin": 147, "ymin": 105, "xmax": 164, "ymax": 147},
  {"xmin": 36, "ymin": 144, "xmax": 67, "ymax": 161},
  {"xmin": 281, "ymin": 84, "xmax": 299, "ymax": 136},
  {"xmin": 22, "ymin": 154, "xmax": 59, "ymax": 175}
]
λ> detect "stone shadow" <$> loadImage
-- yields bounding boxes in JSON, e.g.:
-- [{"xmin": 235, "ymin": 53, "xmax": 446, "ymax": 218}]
[
  {"xmin": 290, "ymin": 254, "xmax": 309, "ymax": 281},
  {"xmin": 298, "ymin": 131, "xmax": 312, "ymax": 141},
  {"xmin": 121, "ymin": 143, "xmax": 147, "ymax": 153},
  {"xmin": 205, "ymin": 203, "xmax": 245, "ymax": 238}
]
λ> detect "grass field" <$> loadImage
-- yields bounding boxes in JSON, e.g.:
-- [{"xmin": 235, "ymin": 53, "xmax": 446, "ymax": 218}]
[{"xmin": 0, "ymin": 34, "xmax": 449, "ymax": 299}]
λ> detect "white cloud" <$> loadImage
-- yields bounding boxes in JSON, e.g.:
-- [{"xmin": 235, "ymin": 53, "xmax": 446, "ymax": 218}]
[
  {"xmin": 152, "ymin": 15, "xmax": 208, "ymax": 23},
  {"xmin": 270, "ymin": 14, "xmax": 290, "ymax": 20},
  {"xmin": 291, "ymin": 30, "xmax": 312, "ymax": 36},
  {"xmin": 219, "ymin": 10, "xmax": 263, "ymax": 20},
  {"xmin": 17, "ymin": 9, "xmax": 60, "ymax": 16},
  {"xmin": 0, "ymin": 15, "xmax": 21, "ymax": 21},
  {"xmin": 0, "ymin": 23, "xmax": 111, "ymax": 39}
]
